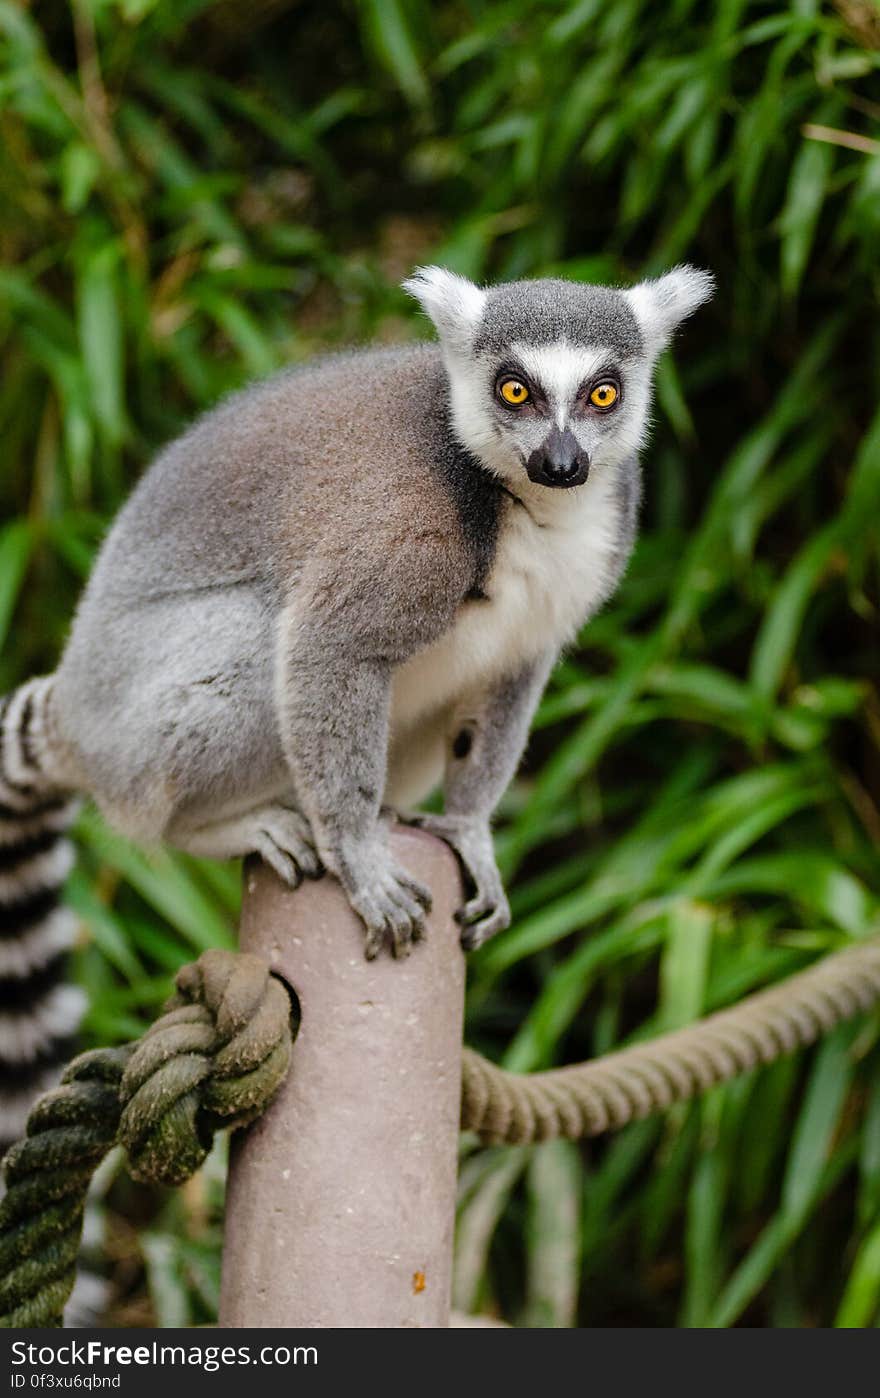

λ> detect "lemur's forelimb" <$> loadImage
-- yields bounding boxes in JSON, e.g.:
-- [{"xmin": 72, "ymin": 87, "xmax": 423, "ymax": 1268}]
[
  {"xmin": 406, "ymin": 653, "xmax": 554, "ymax": 948},
  {"xmin": 276, "ymin": 617, "xmax": 432, "ymax": 959}
]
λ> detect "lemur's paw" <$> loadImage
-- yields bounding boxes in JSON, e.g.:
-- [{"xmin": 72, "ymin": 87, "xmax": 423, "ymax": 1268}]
[
  {"xmin": 457, "ymin": 888, "xmax": 511, "ymax": 950},
  {"xmin": 332, "ymin": 841, "xmax": 432, "ymax": 959},
  {"xmin": 253, "ymin": 806, "xmax": 323, "ymax": 888},
  {"xmin": 349, "ymin": 861, "xmax": 433, "ymax": 960},
  {"xmin": 401, "ymin": 813, "xmax": 510, "ymax": 950}
]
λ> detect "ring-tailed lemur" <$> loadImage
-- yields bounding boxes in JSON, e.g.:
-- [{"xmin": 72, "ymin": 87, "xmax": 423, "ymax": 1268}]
[{"xmin": 0, "ymin": 265, "xmax": 712, "ymax": 1133}]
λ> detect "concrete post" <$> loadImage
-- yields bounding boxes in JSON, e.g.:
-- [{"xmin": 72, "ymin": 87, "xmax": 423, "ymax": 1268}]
[{"xmin": 218, "ymin": 827, "xmax": 465, "ymax": 1328}]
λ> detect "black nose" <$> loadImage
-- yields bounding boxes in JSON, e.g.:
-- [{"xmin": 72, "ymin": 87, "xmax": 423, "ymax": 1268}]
[
  {"xmin": 526, "ymin": 427, "xmax": 590, "ymax": 489},
  {"xmin": 544, "ymin": 456, "xmax": 582, "ymax": 483}
]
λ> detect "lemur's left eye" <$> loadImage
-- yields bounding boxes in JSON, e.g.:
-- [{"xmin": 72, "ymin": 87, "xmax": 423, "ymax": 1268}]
[
  {"xmin": 498, "ymin": 378, "xmax": 530, "ymax": 407},
  {"xmin": 589, "ymin": 382, "xmax": 619, "ymax": 410}
]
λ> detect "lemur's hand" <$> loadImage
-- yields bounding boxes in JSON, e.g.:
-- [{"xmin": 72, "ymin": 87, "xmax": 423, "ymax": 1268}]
[
  {"xmin": 323, "ymin": 833, "xmax": 433, "ymax": 960},
  {"xmin": 401, "ymin": 813, "xmax": 510, "ymax": 950}
]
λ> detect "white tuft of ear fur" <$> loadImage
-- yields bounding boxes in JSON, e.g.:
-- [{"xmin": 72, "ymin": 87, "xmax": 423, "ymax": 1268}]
[
  {"xmin": 624, "ymin": 265, "xmax": 714, "ymax": 355},
  {"xmin": 402, "ymin": 265, "xmax": 487, "ymax": 356}
]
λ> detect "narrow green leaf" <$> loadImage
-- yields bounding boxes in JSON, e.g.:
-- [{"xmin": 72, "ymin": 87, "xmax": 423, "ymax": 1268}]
[
  {"xmin": 523, "ymin": 1140, "xmax": 582, "ymax": 1327},
  {"xmin": 0, "ymin": 521, "xmax": 33, "ymax": 653},
  {"xmin": 780, "ymin": 137, "xmax": 833, "ymax": 297}
]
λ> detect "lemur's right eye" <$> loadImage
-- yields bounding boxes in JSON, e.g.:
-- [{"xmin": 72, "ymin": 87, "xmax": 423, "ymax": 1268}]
[{"xmin": 498, "ymin": 378, "xmax": 531, "ymax": 407}]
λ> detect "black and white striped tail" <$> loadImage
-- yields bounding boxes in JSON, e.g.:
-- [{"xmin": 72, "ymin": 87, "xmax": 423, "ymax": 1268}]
[{"xmin": 0, "ymin": 677, "xmax": 85, "ymax": 1148}]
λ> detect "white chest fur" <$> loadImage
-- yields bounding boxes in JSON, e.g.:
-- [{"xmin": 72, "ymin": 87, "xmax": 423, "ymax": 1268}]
[{"xmin": 390, "ymin": 468, "xmax": 621, "ymax": 736}]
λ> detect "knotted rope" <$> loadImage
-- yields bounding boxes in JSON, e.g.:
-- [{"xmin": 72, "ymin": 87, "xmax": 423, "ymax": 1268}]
[
  {"xmin": 0, "ymin": 950, "xmax": 294, "ymax": 1327},
  {"xmin": 3, "ymin": 935, "xmax": 880, "ymax": 1326}
]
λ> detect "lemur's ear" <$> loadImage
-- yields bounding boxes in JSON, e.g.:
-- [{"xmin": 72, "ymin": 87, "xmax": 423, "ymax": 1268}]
[
  {"xmin": 403, "ymin": 266, "xmax": 486, "ymax": 356},
  {"xmin": 624, "ymin": 265, "xmax": 714, "ymax": 355}
]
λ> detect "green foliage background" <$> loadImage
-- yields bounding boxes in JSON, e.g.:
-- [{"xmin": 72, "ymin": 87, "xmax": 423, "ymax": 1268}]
[{"xmin": 2, "ymin": 0, "xmax": 880, "ymax": 1327}]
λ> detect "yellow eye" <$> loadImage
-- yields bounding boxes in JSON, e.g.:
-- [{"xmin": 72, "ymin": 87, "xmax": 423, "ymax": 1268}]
[
  {"xmin": 499, "ymin": 378, "xmax": 530, "ymax": 406},
  {"xmin": 589, "ymin": 382, "xmax": 619, "ymax": 410}
]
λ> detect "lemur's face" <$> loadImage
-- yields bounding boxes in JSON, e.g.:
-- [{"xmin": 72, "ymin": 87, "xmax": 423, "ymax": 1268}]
[
  {"xmin": 466, "ymin": 282, "xmax": 646, "ymax": 490},
  {"xmin": 404, "ymin": 266, "xmax": 713, "ymax": 495}
]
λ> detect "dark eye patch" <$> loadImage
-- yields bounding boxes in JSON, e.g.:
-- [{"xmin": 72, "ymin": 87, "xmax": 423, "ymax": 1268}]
[
  {"xmin": 492, "ymin": 364, "xmax": 547, "ymax": 411},
  {"xmin": 579, "ymin": 364, "xmax": 621, "ymax": 394},
  {"xmin": 576, "ymin": 366, "xmax": 623, "ymax": 411}
]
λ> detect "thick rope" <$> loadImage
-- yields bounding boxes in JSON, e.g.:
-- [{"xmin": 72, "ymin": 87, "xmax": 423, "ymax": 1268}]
[
  {"xmin": 3, "ymin": 934, "xmax": 880, "ymax": 1325},
  {"xmin": 0, "ymin": 949, "xmax": 294, "ymax": 1328},
  {"xmin": 0, "ymin": 1048, "xmax": 129, "ymax": 1328},
  {"xmin": 461, "ymin": 935, "xmax": 880, "ymax": 1143}
]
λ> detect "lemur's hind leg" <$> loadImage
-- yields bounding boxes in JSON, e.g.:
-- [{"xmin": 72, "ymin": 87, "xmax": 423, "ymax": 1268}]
[{"xmin": 168, "ymin": 803, "xmax": 323, "ymax": 888}]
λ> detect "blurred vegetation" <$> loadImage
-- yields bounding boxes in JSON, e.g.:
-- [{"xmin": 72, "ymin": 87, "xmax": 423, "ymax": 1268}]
[{"xmin": 1, "ymin": 0, "xmax": 879, "ymax": 1328}]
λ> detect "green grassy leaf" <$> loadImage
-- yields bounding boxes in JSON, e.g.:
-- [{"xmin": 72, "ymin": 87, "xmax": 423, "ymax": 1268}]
[
  {"xmin": 0, "ymin": 521, "xmax": 33, "ymax": 654},
  {"xmin": 523, "ymin": 1140, "xmax": 582, "ymax": 1326}
]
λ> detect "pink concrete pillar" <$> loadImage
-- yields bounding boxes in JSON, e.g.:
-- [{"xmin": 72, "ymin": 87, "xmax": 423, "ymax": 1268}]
[{"xmin": 219, "ymin": 827, "xmax": 465, "ymax": 1328}]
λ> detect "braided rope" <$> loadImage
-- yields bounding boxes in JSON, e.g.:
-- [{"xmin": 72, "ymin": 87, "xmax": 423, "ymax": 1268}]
[
  {"xmin": 0, "ymin": 950, "xmax": 294, "ymax": 1327},
  {"xmin": 120, "ymin": 950, "xmax": 295, "ymax": 1186},
  {"xmin": 461, "ymin": 935, "xmax": 880, "ymax": 1143},
  {"xmin": 3, "ymin": 934, "xmax": 880, "ymax": 1326},
  {"xmin": 0, "ymin": 1048, "xmax": 129, "ymax": 1327}
]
